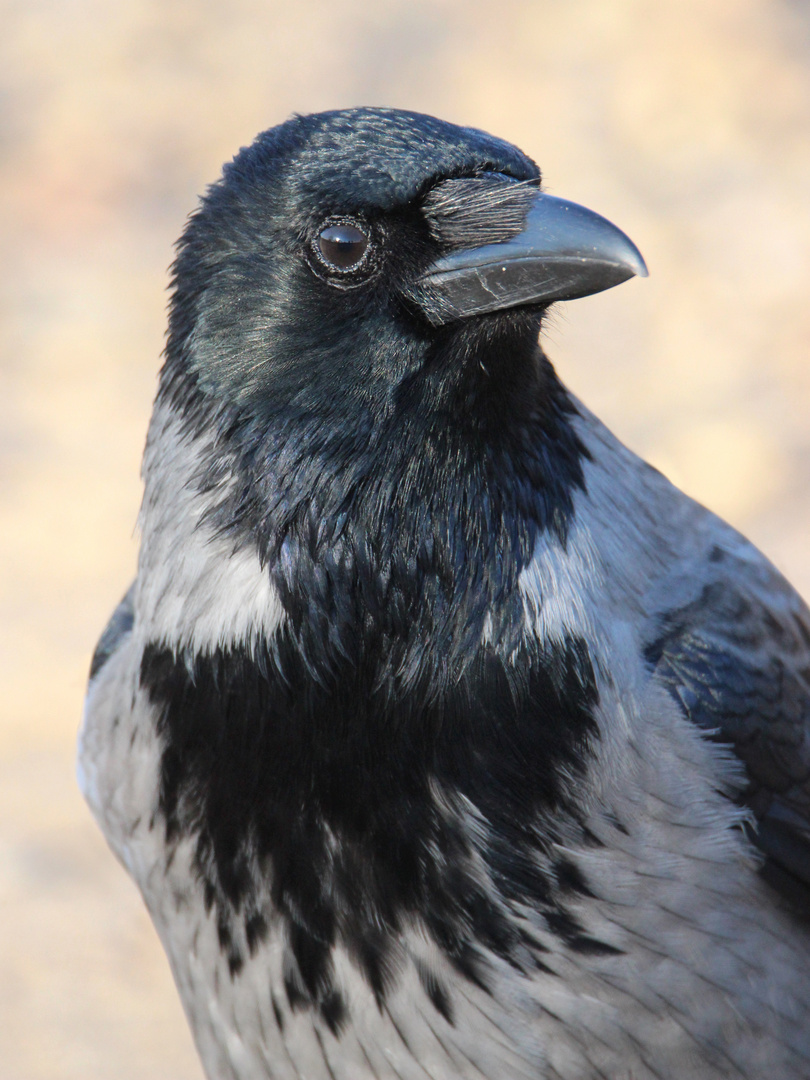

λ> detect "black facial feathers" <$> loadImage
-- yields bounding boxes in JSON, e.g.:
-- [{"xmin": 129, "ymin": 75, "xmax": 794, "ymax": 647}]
[{"xmin": 161, "ymin": 108, "xmax": 540, "ymax": 412}]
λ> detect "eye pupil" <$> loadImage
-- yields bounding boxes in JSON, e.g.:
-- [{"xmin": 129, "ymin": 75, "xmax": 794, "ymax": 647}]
[{"xmin": 317, "ymin": 223, "xmax": 369, "ymax": 270}]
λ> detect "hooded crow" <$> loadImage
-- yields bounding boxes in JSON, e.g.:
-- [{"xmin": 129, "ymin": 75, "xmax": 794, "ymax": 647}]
[{"xmin": 79, "ymin": 108, "xmax": 810, "ymax": 1080}]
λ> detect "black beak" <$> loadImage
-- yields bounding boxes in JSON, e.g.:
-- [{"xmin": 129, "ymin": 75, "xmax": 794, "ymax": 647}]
[{"xmin": 414, "ymin": 190, "xmax": 648, "ymax": 326}]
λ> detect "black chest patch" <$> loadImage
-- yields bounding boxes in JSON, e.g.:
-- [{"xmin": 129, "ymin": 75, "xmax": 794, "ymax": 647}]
[{"xmin": 141, "ymin": 630, "xmax": 604, "ymax": 1033}]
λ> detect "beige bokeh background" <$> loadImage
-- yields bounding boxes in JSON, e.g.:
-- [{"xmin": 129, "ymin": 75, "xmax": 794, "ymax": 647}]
[{"xmin": 1, "ymin": 1, "xmax": 809, "ymax": 1076}]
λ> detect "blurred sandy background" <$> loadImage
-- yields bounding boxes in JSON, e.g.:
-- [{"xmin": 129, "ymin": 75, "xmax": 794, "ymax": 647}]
[{"xmin": 1, "ymin": 1, "xmax": 809, "ymax": 1076}]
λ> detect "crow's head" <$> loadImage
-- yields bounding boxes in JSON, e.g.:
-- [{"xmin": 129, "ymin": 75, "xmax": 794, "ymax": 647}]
[
  {"xmin": 154, "ymin": 108, "xmax": 645, "ymax": 672},
  {"xmin": 163, "ymin": 107, "xmax": 644, "ymax": 429}
]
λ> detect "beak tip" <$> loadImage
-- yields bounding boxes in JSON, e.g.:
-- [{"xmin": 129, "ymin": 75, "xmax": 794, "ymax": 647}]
[
  {"xmin": 633, "ymin": 253, "xmax": 650, "ymax": 279},
  {"xmin": 616, "ymin": 237, "xmax": 648, "ymax": 281}
]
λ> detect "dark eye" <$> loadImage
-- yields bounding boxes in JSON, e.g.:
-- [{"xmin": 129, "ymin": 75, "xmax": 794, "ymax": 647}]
[{"xmin": 316, "ymin": 223, "xmax": 369, "ymax": 270}]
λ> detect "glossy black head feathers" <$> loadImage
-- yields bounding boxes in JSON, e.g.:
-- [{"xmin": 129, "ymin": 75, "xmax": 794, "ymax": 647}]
[
  {"xmin": 155, "ymin": 108, "xmax": 596, "ymax": 686},
  {"xmin": 163, "ymin": 108, "xmax": 540, "ymax": 408}
]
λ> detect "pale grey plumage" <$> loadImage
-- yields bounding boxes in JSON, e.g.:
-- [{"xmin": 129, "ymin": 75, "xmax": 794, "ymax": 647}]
[{"xmin": 81, "ymin": 401, "xmax": 810, "ymax": 1080}]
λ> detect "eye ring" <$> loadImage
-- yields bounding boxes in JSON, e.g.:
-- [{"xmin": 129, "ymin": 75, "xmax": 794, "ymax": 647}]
[{"xmin": 308, "ymin": 217, "xmax": 377, "ymax": 286}]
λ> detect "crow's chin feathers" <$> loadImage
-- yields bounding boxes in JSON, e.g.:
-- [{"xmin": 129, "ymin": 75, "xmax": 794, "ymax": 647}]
[{"xmin": 157, "ymin": 331, "xmax": 590, "ymax": 691}]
